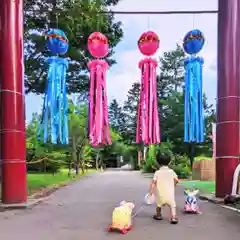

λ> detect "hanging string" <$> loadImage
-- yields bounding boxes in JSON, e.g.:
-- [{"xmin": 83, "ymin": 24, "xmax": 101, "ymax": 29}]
[
  {"xmin": 56, "ymin": 12, "xmax": 59, "ymax": 58},
  {"xmin": 56, "ymin": 12, "xmax": 59, "ymax": 29},
  {"xmin": 192, "ymin": 14, "xmax": 195, "ymax": 29},
  {"xmin": 96, "ymin": 12, "xmax": 100, "ymax": 32},
  {"xmin": 147, "ymin": 15, "xmax": 150, "ymax": 30}
]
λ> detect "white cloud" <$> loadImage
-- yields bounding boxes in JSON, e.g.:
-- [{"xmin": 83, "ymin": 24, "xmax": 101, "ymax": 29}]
[{"xmin": 106, "ymin": 0, "xmax": 218, "ymax": 107}]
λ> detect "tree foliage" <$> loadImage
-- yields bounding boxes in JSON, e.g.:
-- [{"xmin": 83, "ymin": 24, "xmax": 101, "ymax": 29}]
[
  {"xmin": 26, "ymin": 99, "xmax": 130, "ymax": 173},
  {"xmin": 24, "ymin": 0, "xmax": 123, "ymax": 94},
  {"xmin": 109, "ymin": 99, "xmax": 126, "ymax": 135}
]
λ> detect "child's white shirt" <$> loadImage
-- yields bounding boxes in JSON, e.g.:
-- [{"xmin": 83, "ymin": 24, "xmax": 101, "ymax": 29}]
[{"xmin": 153, "ymin": 166, "xmax": 177, "ymax": 207}]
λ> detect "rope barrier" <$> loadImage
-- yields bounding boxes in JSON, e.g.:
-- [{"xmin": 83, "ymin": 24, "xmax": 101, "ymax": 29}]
[{"xmin": 27, "ymin": 157, "xmax": 68, "ymax": 165}]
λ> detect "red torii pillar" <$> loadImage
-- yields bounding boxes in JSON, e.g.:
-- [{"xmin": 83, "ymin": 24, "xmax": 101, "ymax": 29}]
[
  {"xmin": 216, "ymin": 0, "xmax": 240, "ymax": 197},
  {"xmin": 0, "ymin": 0, "xmax": 27, "ymax": 203}
]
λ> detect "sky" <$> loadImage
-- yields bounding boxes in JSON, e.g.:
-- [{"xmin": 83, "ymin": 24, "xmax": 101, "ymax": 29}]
[{"xmin": 25, "ymin": 0, "xmax": 218, "ymax": 122}]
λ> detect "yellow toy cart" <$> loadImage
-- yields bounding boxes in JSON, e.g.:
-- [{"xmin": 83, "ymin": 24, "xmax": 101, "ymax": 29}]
[
  {"xmin": 108, "ymin": 201, "xmax": 135, "ymax": 234},
  {"xmin": 108, "ymin": 195, "xmax": 154, "ymax": 234}
]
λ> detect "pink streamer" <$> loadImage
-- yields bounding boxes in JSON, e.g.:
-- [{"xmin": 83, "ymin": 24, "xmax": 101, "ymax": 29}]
[
  {"xmin": 136, "ymin": 102, "xmax": 141, "ymax": 143},
  {"xmin": 152, "ymin": 62, "xmax": 160, "ymax": 143},
  {"xmin": 88, "ymin": 64, "xmax": 95, "ymax": 142},
  {"xmin": 136, "ymin": 58, "xmax": 160, "ymax": 144},
  {"xmin": 88, "ymin": 59, "xmax": 112, "ymax": 146},
  {"xmin": 102, "ymin": 64, "xmax": 112, "ymax": 145}
]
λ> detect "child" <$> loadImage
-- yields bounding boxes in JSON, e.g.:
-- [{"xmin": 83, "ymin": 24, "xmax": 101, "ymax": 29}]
[{"xmin": 148, "ymin": 153, "xmax": 179, "ymax": 224}]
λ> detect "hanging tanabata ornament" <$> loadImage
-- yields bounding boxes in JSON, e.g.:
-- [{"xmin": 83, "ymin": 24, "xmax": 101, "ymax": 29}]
[
  {"xmin": 183, "ymin": 29, "xmax": 205, "ymax": 143},
  {"xmin": 136, "ymin": 31, "xmax": 160, "ymax": 144},
  {"xmin": 87, "ymin": 32, "xmax": 112, "ymax": 146},
  {"xmin": 38, "ymin": 28, "xmax": 69, "ymax": 144}
]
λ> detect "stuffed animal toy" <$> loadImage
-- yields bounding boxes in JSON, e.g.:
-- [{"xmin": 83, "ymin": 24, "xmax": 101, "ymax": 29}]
[
  {"xmin": 108, "ymin": 200, "xmax": 135, "ymax": 234},
  {"xmin": 184, "ymin": 188, "xmax": 201, "ymax": 214}
]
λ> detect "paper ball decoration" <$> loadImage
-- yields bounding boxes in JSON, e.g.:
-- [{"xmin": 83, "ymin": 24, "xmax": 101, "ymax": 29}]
[
  {"xmin": 138, "ymin": 31, "xmax": 160, "ymax": 56},
  {"xmin": 88, "ymin": 32, "xmax": 109, "ymax": 58},
  {"xmin": 183, "ymin": 29, "xmax": 205, "ymax": 55},
  {"xmin": 46, "ymin": 29, "xmax": 69, "ymax": 55}
]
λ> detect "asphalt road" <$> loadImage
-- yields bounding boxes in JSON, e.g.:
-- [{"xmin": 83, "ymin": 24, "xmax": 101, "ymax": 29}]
[{"xmin": 0, "ymin": 171, "xmax": 240, "ymax": 239}]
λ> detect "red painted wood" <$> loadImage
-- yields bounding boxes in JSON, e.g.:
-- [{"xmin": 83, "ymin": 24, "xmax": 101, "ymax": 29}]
[
  {"xmin": 216, "ymin": 0, "xmax": 240, "ymax": 197},
  {"xmin": 0, "ymin": 0, "xmax": 27, "ymax": 203}
]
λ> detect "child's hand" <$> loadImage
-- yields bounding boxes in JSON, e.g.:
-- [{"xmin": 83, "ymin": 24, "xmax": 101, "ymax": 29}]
[
  {"xmin": 174, "ymin": 177, "xmax": 179, "ymax": 185},
  {"xmin": 145, "ymin": 193, "xmax": 155, "ymax": 205}
]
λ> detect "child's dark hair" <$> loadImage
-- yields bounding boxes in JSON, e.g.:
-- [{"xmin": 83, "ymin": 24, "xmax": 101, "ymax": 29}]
[{"xmin": 156, "ymin": 152, "xmax": 171, "ymax": 166}]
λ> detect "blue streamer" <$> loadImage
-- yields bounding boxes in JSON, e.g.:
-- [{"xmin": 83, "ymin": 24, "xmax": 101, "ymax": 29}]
[
  {"xmin": 184, "ymin": 56, "xmax": 204, "ymax": 143},
  {"xmin": 38, "ymin": 56, "xmax": 69, "ymax": 144}
]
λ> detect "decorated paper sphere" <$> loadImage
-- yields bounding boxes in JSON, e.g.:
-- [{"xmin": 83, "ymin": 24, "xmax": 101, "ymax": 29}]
[
  {"xmin": 88, "ymin": 32, "xmax": 109, "ymax": 58},
  {"xmin": 183, "ymin": 29, "xmax": 205, "ymax": 55},
  {"xmin": 138, "ymin": 31, "xmax": 160, "ymax": 56},
  {"xmin": 46, "ymin": 29, "xmax": 69, "ymax": 55}
]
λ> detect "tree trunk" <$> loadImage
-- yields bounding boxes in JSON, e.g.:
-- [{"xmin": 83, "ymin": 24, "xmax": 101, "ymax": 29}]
[
  {"xmin": 96, "ymin": 151, "xmax": 100, "ymax": 170},
  {"xmin": 189, "ymin": 143, "xmax": 195, "ymax": 169},
  {"xmin": 76, "ymin": 150, "xmax": 80, "ymax": 175},
  {"xmin": 44, "ymin": 159, "xmax": 47, "ymax": 173},
  {"xmin": 80, "ymin": 163, "xmax": 85, "ymax": 174},
  {"xmin": 72, "ymin": 135, "xmax": 78, "ymax": 175},
  {"xmin": 68, "ymin": 160, "xmax": 71, "ymax": 177},
  {"xmin": 75, "ymin": 166, "xmax": 79, "ymax": 175},
  {"xmin": 100, "ymin": 154, "xmax": 104, "ymax": 172},
  {"xmin": 143, "ymin": 146, "xmax": 148, "ymax": 162}
]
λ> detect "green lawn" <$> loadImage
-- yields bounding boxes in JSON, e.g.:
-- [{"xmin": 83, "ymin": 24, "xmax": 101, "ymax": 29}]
[
  {"xmin": 0, "ymin": 169, "xmax": 97, "ymax": 197},
  {"xmin": 27, "ymin": 169, "xmax": 96, "ymax": 194},
  {"xmin": 180, "ymin": 180, "xmax": 215, "ymax": 193}
]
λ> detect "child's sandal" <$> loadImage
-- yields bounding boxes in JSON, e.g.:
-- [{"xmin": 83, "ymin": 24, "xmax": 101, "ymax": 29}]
[
  {"xmin": 153, "ymin": 215, "xmax": 163, "ymax": 220},
  {"xmin": 170, "ymin": 217, "xmax": 178, "ymax": 224}
]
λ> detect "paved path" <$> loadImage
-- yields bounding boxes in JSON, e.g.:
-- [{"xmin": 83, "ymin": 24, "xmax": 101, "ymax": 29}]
[{"xmin": 1, "ymin": 171, "xmax": 240, "ymax": 239}]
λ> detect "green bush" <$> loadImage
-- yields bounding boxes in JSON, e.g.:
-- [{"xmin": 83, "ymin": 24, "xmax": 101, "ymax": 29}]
[
  {"xmin": 170, "ymin": 154, "xmax": 191, "ymax": 179},
  {"xmin": 156, "ymin": 141, "xmax": 174, "ymax": 157},
  {"xmin": 142, "ymin": 145, "xmax": 158, "ymax": 173},
  {"xmin": 142, "ymin": 142, "xmax": 174, "ymax": 173},
  {"xmin": 142, "ymin": 162, "xmax": 157, "ymax": 173},
  {"xmin": 171, "ymin": 164, "xmax": 191, "ymax": 179},
  {"xmin": 45, "ymin": 160, "xmax": 62, "ymax": 174}
]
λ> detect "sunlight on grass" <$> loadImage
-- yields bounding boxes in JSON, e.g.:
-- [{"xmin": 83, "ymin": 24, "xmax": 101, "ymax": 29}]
[
  {"xmin": 194, "ymin": 156, "xmax": 212, "ymax": 161},
  {"xmin": 27, "ymin": 169, "xmax": 96, "ymax": 194},
  {"xmin": 0, "ymin": 169, "xmax": 97, "ymax": 197},
  {"xmin": 180, "ymin": 180, "xmax": 215, "ymax": 193}
]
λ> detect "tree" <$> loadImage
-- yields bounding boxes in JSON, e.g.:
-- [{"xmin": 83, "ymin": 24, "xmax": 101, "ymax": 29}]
[
  {"xmin": 24, "ymin": 0, "xmax": 123, "ymax": 94},
  {"xmin": 158, "ymin": 44, "xmax": 185, "ymax": 95},
  {"xmin": 26, "ymin": 113, "xmax": 68, "ymax": 173},
  {"xmin": 159, "ymin": 91, "xmax": 185, "ymax": 154},
  {"xmin": 160, "ymin": 90, "xmax": 214, "ymax": 161},
  {"xmin": 122, "ymin": 82, "xmax": 140, "ymax": 143},
  {"xmin": 157, "ymin": 45, "xmax": 185, "ymax": 132},
  {"xmin": 109, "ymin": 99, "xmax": 126, "ymax": 135},
  {"xmin": 68, "ymin": 101, "xmax": 89, "ymax": 174}
]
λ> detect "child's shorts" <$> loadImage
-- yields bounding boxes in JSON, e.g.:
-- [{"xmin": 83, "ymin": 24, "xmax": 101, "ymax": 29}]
[{"xmin": 156, "ymin": 195, "xmax": 176, "ymax": 209}]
